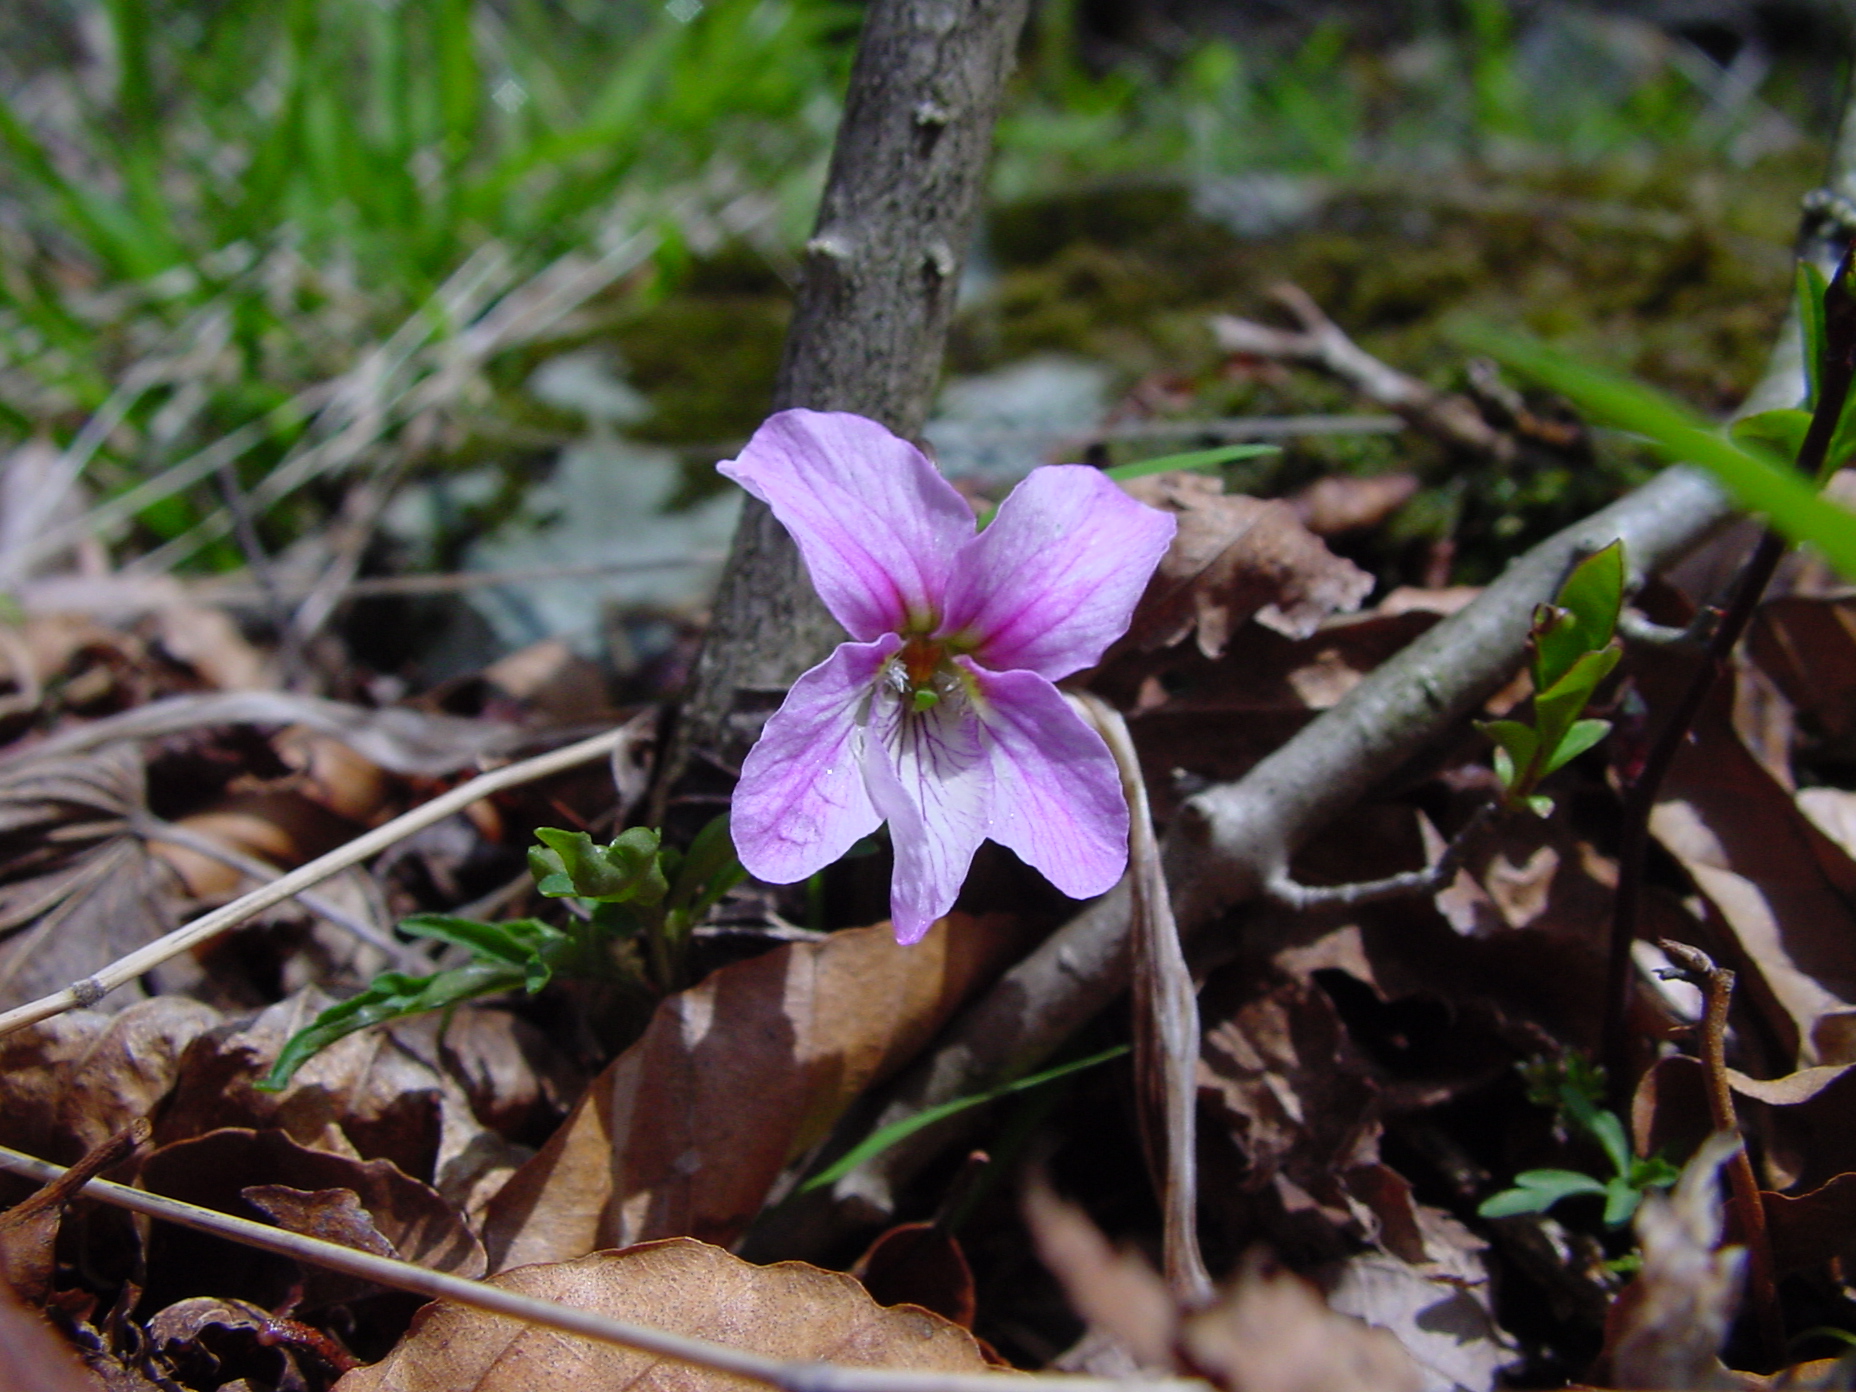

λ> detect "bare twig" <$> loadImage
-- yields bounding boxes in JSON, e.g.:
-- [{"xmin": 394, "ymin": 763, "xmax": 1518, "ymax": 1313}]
[
  {"xmin": 1262, "ymin": 801, "xmax": 1496, "ymax": 912},
  {"xmin": 0, "ymin": 724, "xmax": 632, "ymax": 1038},
  {"xmin": 1656, "ymin": 942, "xmax": 1784, "ymax": 1365},
  {"xmin": 0, "ymin": 1143, "xmax": 1200, "ymax": 1392},
  {"xmin": 1210, "ymin": 285, "xmax": 1513, "ymax": 460},
  {"xmin": 1072, "ymin": 693, "xmax": 1210, "ymax": 1306}
]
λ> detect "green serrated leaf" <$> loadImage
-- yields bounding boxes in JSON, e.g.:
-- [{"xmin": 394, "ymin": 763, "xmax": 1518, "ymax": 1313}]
[
  {"xmin": 530, "ymin": 826, "xmax": 667, "ymax": 904},
  {"xmin": 1541, "ymin": 718, "xmax": 1613, "ymax": 777},
  {"xmin": 256, "ymin": 961, "xmax": 528, "ymax": 1092}
]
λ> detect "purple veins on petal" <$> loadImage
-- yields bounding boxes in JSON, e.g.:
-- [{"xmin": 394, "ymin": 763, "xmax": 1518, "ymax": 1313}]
[
  {"xmin": 717, "ymin": 410, "xmax": 975, "ymax": 642},
  {"xmin": 939, "ymin": 464, "xmax": 1177, "ymax": 680},
  {"xmin": 964, "ymin": 661, "xmax": 1130, "ymax": 899},
  {"xmin": 730, "ymin": 635, "xmax": 899, "ymax": 886},
  {"xmin": 863, "ymin": 680, "xmax": 992, "ymax": 945}
]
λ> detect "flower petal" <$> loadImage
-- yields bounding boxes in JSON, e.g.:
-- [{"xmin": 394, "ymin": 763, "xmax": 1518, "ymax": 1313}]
[
  {"xmin": 718, "ymin": 410, "xmax": 976, "ymax": 641},
  {"xmin": 731, "ymin": 636, "xmax": 898, "ymax": 885},
  {"xmin": 863, "ymin": 682, "xmax": 992, "ymax": 945},
  {"xmin": 940, "ymin": 465, "xmax": 1176, "ymax": 679},
  {"xmin": 964, "ymin": 662, "xmax": 1129, "ymax": 898}
]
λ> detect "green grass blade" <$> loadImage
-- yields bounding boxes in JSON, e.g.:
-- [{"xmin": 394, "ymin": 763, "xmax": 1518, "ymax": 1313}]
[{"xmin": 800, "ymin": 1045, "xmax": 1130, "ymax": 1193}]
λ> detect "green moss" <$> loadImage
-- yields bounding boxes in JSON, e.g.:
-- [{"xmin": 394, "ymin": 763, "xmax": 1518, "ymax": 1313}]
[{"xmin": 952, "ymin": 142, "xmax": 1816, "ymax": 583}]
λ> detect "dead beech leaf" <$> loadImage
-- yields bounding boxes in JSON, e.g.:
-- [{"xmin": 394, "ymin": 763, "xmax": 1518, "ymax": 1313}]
[
  {"xmin": 333, "ymin": 1237, "xmax": 990, "ymax": 1392},
  {"xmin": 1760, "ymin": 1172, "xmax": 1856, "ymax": 1274},
  {"xmin": 1643, "ymin": 660, "xmax": 1856, "ymax": 1068},
  {"xmin": 1120, "ymin": 473, "xmax": 1373, "ymax": 656},
  {"xmin": 482, "ymin": 912, "xmax": 1021, "ymax": 1270},
  {"xmin": 1748, "ymin": 596, "xmax": 1856, "ymax": 741},
  {"xmin": 0, "ymin": 996, "xmax": 220, "ymax": 1164},
  {"xmin": 158, "ymin": 991, "xmax": 501, "ymax": 1200},
  {"xmin": 0, "ymin": 746, "xmax": 179, "ymax": 1011},
  {"xmin": 139, "ymin": 1127, "xmax": 483, "ymax": 1313},
  {"xmin": 1288, "ymin": 473, "xmax": 1419, "ymax": 537},
  {"xmin": 1325, "ymin": 1237, "xmax": 1517, "ymax": 1392},
  {"xmin": 1181, "ymin": 1252, "xmax": 1423, "ymax": 1392}
]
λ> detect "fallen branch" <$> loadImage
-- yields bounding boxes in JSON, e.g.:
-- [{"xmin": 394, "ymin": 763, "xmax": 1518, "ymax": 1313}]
[
  {"xmin": 0, "ymin": 721, "xmax": 640, "ymax": 1038},
  {"xmin": 0, "ymin": 1143, "xmax": 1201, "ymax": 1392}
]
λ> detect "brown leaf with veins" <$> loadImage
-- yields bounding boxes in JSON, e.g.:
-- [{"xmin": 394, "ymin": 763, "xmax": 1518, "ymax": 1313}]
[
  {"xmin": 0, "ymin": 997, "xmax": 218, "ymax": 1165},
  {"xmin": 138, "ymin": 1127, "xmax": 483, "ymax": 1314},
  {"xmin": 159, "ymin": 991, "xmax": 504, "ymax": 1201},
  {"xmin": 1120, "ymin": 473, "xmax": 1373, "ymax": 656},
  {"xmin": 332, "ymin": 1238, "xmax": 990, "ymax": 1392},
  {"xmin": 1288, "ymin": 474, "xmax": 1419, "ymax": 538},
  {"xmin": 1642, "ymin": 656, "xmax": 1856, "ymax": 1069},
  {"xmin": 482, "ymin": 912, "xmax": 1021, "ymax": 1269}
]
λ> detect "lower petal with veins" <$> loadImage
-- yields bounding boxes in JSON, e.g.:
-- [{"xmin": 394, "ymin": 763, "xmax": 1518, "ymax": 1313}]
[{"xmin": 863, "ymin": 683, "xmax": 992, "ymax": 945}]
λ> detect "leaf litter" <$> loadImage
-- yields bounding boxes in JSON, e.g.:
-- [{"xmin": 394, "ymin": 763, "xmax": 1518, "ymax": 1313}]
[{"xmin": 10, "ymin": 228, "xmax": 1856, "ymax": 1392}]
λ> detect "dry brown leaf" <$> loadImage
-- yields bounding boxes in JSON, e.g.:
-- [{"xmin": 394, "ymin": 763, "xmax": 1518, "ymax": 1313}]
[
  {"xmin": 1288, "ymin": 474, "xmax": 1420, "ymax": 538},
  {"xmin": 1181, "ymin": 1252, "xmax": 1423, "ymax": 1392},
  {"xmin": 158, "ymin": 992, "xmax": 504, "ymax": 1202},
  {"xmin": 1645, "ymin": 670, "xmax": 1856, "ymax": 1068},
  {"xmin": 0, "ymin": 746, "xmax": 179, "ymax": 1010},
  {"xmin": 1120, "ymin": 473, "xmax": 1373, "ymax": 656},
  {"xmin": 1324, "ymin": 1229, "xmax": 1517, "ymax": 1392},
  {"xmin": 332, "ymin": 1237, "xmax": 991, "ymax": 1392},
  {"xmin": 481, "ymin": 912, "xmax": 1019, "ymax": 1270},
  {"xmin": 0, "ymin": 996, "xmax": 220, "ymax": 1164},
  {"xmin": 1747, "ymin": 596, "xmax": 1856, "ymax": 742},
  {"xmin": 139, "ymin": 1127, "xmax": 483, "ymax": 1313}
]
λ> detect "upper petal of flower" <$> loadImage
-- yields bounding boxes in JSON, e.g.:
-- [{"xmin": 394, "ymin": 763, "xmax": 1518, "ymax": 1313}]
[
  {"xmin": 939, "ymin": 465, "xmax": 1176, "ymax": 679},
  {"xmin": 731, "ymin": 635, "xmax": 898, "ymax": 885},
  {"xmin": 863, "ymin": 682, "xmax": 992, "ymax": 945},
  {"xmin": 718, "ymin": 410, "xmax": 976, "ymax": 641},
  {"xmin": 964, "ymin": 662, "xmax": 1129, "ymax": 899}
]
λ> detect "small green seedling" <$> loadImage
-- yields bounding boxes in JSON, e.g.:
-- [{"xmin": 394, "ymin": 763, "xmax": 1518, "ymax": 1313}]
[
  {"xmin": 1479, "ymin": 539, "xmax": 1624, "ymax": 816},
  {"xmin": 1478, "ymin": 1053, "xmax": 1678, "ymax": 1227},
  {"xmin": 258, "ymin": 815, "xmax": 743, "ymax": 1090}
]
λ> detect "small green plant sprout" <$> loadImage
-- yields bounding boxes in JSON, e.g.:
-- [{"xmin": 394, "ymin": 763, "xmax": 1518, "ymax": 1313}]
[
  {"xmin": 1478, "ymin": 1053, "xmax": 1678, "ymax": 1227},
  {"xmin": 258, "ymin": 816, "xmax": 742, "ymax": 1091},
  {"xmin": 1478, "ymin": 539, "xmax": 1625, "ymax": 817}
]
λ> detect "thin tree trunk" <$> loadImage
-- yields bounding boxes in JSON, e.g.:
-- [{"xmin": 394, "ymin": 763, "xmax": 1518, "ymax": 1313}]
[{"xmin": 655, "ymin": 0, "xmax": 1032, "ymax": 821}]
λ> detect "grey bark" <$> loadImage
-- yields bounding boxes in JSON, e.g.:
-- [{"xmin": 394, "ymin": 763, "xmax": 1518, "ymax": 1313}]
[{"xmin": 660, "ymin": 0, "xmax": 1032, "ymax": 806}]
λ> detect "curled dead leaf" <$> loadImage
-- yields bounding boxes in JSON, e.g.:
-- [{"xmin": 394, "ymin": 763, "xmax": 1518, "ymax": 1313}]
[
  {"xmin": 1120, "ymin": 473, "xmax": 1373, "ymax": 656},
  {"xmin": 333, "ymin": 1237, "xmax": 990, "ymax": 1392}
]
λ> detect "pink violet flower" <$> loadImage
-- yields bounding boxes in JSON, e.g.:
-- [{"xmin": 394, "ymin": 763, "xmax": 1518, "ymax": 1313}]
[{"xmin": 719, "ymin": 409, "xmax": 1177, "ymax": 944}]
